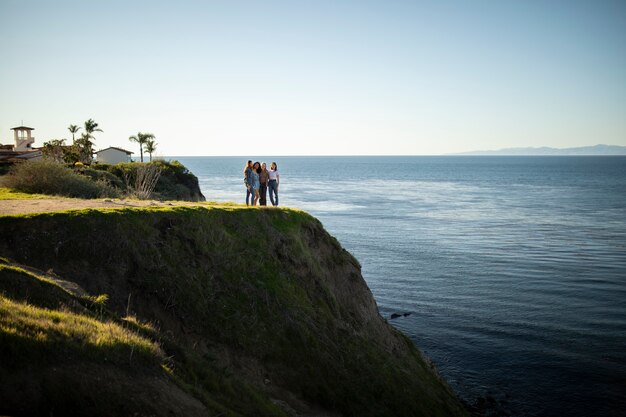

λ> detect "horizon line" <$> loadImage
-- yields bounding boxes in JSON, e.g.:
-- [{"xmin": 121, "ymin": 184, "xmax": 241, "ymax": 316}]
[{"xmin": 163, "ymin": 154, "xmax": 626, "ymax": 158}]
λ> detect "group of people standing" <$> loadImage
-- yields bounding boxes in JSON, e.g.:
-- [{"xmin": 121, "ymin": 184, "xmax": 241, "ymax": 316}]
[{"xmin": 244, "ymin": 160, "xmax": 279, "ymax": 206}]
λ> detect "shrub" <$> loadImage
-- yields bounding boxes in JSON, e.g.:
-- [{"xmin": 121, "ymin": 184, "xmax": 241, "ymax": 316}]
[
  {"xmin": 124, "ymin": 163, "xmax": 162, "ymax": 200},
  {"xmin": 92, "ymin": 161, "xmax": 205, "ymax": 201},
  {"xmin": 74, "ymin": 166, "xmax": 125, "ymax": 189},
  {"xmin": 3, "ymin": 160, "xmax": 119, "ymax": 198}
]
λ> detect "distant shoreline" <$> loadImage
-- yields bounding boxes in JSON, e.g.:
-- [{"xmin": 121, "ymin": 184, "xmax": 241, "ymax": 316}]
[{"xmin": 450, "ymin": 144, "xmax": 626, "ymax": 156}]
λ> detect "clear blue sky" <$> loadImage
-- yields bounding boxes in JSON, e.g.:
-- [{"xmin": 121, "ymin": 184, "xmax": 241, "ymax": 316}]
[{"xmin": 1, "ymin": 0, "xmax": 624, "ymax": 156}]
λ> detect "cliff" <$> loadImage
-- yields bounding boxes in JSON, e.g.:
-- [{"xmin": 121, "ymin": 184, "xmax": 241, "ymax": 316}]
[{"xmin": 0, "ymin": 205, "xmax": 468, "ymax": 417}]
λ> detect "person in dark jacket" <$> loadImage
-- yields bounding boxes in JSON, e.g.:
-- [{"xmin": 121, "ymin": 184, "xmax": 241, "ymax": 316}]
[
  {"xmin": 259, "ymin": 162, "xmax": 270, "ymax": 206},
  {"xmin": 243, "ymin": 160, "xmax": 253, "ymax": 206}
]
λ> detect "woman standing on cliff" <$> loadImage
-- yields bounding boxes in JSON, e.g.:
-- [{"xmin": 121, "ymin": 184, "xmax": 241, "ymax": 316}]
[
  {"xmin": 243, "ymin": 160, "xmax": 253, "ymax": 206},
  {"xmin": 259, "ymin": 162, "xmax": 270, "ymax": 206},
  {"xmin": 268, "ymin": 162, "xmax": 279, "ymax": 206},
  {"xmin": 250, "ymin": 161, "xmax": 261, "ymax": 206}
]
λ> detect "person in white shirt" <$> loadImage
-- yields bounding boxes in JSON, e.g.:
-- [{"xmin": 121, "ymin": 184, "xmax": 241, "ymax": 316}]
[{"xmin": 268, "ymin": 162, "xmax": 280, "ymax": 206}]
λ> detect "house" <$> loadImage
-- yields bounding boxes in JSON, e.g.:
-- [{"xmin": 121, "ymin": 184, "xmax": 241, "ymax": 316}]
[
  {"xmin": 0, "ymin": 126, "xmax": 42, "ymax": 163},
  {"xmin": 95, "ymin": 147, "xmax": 133, "ymax": 164}
]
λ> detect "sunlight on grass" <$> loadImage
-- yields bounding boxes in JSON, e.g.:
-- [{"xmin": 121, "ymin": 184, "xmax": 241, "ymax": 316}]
[
  {"xmin": 0, "ymin": 202, "xmax": 308, "ymax": 219},
  {"xmin": 0, "ymin": 263, "xmax": 61, "ymax": 288},
  {"xmin": 0, "ymin": 296, "xmax": 163, "ymax": 361},
  {"xmin": 122, "ymin": 315, "xmax": 158, "ymax": 334},
  {"xmin": 0, "ymin": 187, "xmax": 55, "ymax": 200}
]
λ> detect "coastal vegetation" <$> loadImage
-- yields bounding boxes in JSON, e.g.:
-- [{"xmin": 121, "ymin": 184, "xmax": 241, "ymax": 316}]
[
  {"xmin": 10, "ymin": 118, "xmax": 195, "ymax": 200},
  {"xmin": 0, "ymin": 159, "xmax": 204, "ymax": 201},
  {"xmin": 0, "ymin": 205, "xmax": 468, "ymax": 416},
  {"xmin": 42, "ymin": 120, "xmax": 159, "ymax": 164},
  {"xmin": 1, "ymin": 160, "xmax": 119, "ymax": 198},
  {"xmin": 40, "ymin": 119, "xmax": 101, "ymax": 164},
  {"xmin": 41, "ymin": 119, "xmax": 104, "ymax": 165},
  {"xmin": 90, "ymin": 159, "xmax": 205, "ymax": 201}
]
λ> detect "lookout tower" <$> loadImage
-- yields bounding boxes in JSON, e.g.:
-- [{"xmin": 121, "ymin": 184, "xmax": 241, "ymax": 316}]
[{"xmin": 11, "ymin": 126, "xmax": 35, "ymax": 151}]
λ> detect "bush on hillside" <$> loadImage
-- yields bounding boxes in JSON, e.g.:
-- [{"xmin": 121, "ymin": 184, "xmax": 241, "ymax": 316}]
[
  {"xmin": 73, "ymin": 166, "xmax": 125, "ymax": 189},
  {"xmin": 151, "ymin": 160, "xmax": 205, "ymax": 201},
  {"xmin": 126, "ymin": 163, "xmax": 162, "ymax": 200},
  {"xmin": 92, "ymin": 160, "xmax": 205, "ymax": 201},
  {"xmin": 2, "ymin": 160, "xmax": 119, "ymax": 199}
]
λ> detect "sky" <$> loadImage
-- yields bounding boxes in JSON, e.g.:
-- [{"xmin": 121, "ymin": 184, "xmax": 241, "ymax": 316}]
[{"xmin": 1, "ymin": 0, "xmax": 625, "ymax": 156}]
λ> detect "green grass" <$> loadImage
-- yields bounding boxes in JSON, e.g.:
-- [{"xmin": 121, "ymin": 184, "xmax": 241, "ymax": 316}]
[
  {"xmin": 0, "ymin": 258, "xmax": 276, "ymax": 417},
  {"xmin": 0, "ymin": 263, "xmax": 213, "ymax": 417},
  {"xmin": 0, "ymin": 263, "xmax": 77, "ymax": 309},
  {"xmin": 0, "ymin": 206, "xmax": 468, "ymax": 417},
  {"xmin": 0, "ymin": 263, "xmax": 162, "ymax": 366},
  {"xmin": 0, "ymin": 187, "xmax": 55, "ymax": 200},
  {"xmin": 0, "ymin": 295, "xmax": 163, "ymax": 364}
]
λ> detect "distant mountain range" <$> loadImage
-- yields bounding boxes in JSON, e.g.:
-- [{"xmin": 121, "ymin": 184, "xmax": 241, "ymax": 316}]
[{"xmin": 453, "ymin": 144, "xmax": 626, "ymax": 156}]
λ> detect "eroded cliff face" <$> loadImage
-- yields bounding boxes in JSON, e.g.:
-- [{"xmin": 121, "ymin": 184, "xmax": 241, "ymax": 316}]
[{"xmin": 0, "ymin": 206, "xmax": 468, "ymax": 417}]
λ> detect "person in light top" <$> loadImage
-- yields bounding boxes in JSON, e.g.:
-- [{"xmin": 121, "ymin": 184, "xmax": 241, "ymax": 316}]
[
  {"xmin": 250, "ymin": 161, "xmax": 261, "ymax": 206},
  {"xmin": 268, "ymin": 162, "xmax": 279, "ymax": 206}
]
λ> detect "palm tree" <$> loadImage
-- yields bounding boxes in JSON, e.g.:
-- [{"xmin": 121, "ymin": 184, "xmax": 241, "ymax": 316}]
[
  {"xmin": 144, "ymin": 137, "xmax": 157, "ymax": 162},
  {"xmin": 84, "ymin": 119, "xmax": 103, "ymax": 139},
  {"xmin": 71, "ymin": 119, "xmax": 102, "ymax": 164},
  {"xmin": 129, "ymin": 132, "xmax": 155, "ymax": 163},
  {"xmin": 68, "ymin": 125, "xmax": 81, "ymax": 142},
  {"xmin": 75, "ymin": 132, "xmax": 95, "ymax": 164}
]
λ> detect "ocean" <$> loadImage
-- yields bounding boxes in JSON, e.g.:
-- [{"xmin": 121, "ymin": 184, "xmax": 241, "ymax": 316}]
[{"xmin": 174, "ymin": 156, "xmax": 626, "ymax": 417}]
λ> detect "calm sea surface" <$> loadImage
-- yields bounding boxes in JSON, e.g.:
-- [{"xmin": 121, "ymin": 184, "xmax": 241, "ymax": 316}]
[{"xmin": 175, "ymin": 156, "xmax": 626, "ymax": 417}]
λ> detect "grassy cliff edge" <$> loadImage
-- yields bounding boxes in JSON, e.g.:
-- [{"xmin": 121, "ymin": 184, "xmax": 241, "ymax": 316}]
[{"xmin": 0, "ymin": 205, "xmax": 468, "ymax": 417}]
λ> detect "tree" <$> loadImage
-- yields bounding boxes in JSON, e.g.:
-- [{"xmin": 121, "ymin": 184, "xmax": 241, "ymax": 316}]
[
  {"xmin": 129, "ymin": 132, "xmax": 155, "ymax": 163},
  {"xmin": 62, "ymin": 144, "xmax": 80, "ymax": 164},
  {"xmin": 84, "ymin": 119, "xmax": 103, "ymax": 140},
  {"xmin": 144, "ymin": 137, "xmax": 157, "ymax": 162},
  {"xmin": 75, "ymin": 133, "xmax": 96, "ymax": 164},
  {"xmin": 69, "ymin": 119, "xmax": 102, "ymax": 165},
  {"xmin": 42, "ymin": 139, "xmax": 67, "ymax": 162},
  {"xmin": 68, "ymin": 125, "xmax": 81, "ymax": 142},
  {"xmin": 41, "ymin": 139, "xmax": 82, "ymax": 164}
]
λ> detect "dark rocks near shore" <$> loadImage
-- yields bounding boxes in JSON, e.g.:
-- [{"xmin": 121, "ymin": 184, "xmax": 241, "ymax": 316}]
[{"xmin": 465, "ymin": 395, "xmax": 512, "ymax": 417}]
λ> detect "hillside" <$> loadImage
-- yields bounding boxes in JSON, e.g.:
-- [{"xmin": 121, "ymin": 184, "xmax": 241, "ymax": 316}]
[{"xmin": 0, "ymin": 204, "xmax": 468, "ymax": 417}]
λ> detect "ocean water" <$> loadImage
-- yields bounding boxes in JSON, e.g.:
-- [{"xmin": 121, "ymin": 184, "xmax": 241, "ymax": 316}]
[{"xmin": 175, "ymin": 156, "xmax": 626, "ymax": 417}]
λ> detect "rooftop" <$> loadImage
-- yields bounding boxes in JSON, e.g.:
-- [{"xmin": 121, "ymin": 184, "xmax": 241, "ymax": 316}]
[{"xmin": 96, "ymin": 147, "xmax": 133, "ymax": 155}]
